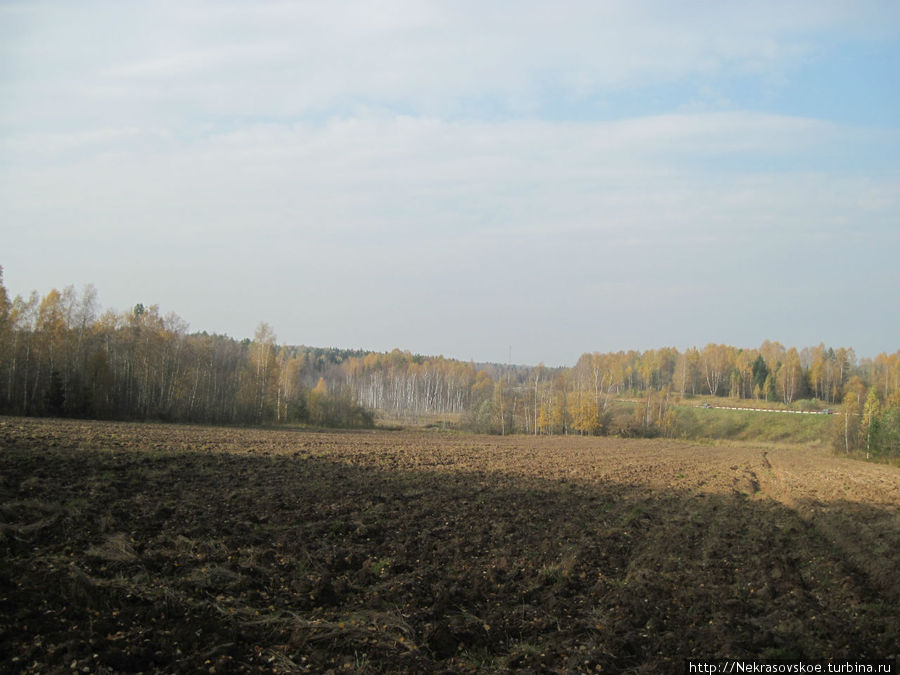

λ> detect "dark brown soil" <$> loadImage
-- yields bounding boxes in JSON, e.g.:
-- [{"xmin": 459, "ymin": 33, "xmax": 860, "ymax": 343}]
[{"xmin": 1, "ymin": 417, "xmax": 898, "ymax": 673}]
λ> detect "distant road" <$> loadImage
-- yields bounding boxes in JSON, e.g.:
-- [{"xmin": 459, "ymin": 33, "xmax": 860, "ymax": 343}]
[{"xmin": 695, "ymin": 405, "xmax": 834, "ymax": 415}]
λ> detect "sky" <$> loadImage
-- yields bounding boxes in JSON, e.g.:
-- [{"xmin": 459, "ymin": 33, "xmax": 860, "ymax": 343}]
[{"xmin": 2, "ymin": 1, "xmax": 899, "ymax": 366}]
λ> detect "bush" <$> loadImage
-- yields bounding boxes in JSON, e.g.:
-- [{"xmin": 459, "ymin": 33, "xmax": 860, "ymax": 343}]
[
  {"xmin": 315, "ymin": 393, "xmax": 375, "ymax": 429},
  {"xmin": 463, "ymin": 399, "xmax": 495, "ymax": 434},
  {"xmin": 286, "ymin": 390, "xmax": 374, "ymax": 429},
  {"xmin": 618, "ymin": 420, "xmax": 661, "ymax": 438},
  {"xmin": 872, "ymin": 407, "xmax": 900, "ymax": 459},
  {"xmin": 44, "ymin": 370, "xmax": 66, "ymax": 417}
]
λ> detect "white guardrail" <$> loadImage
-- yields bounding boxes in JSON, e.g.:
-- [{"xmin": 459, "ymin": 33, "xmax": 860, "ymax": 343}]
[{"xmin": 697, "ymin": 405, "xmax": 834, "ymax": 415}]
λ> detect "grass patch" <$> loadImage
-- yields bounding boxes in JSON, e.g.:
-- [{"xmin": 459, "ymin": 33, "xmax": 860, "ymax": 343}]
[{"xmin": 674, "ymin": 406, "xmax": 831, "ymax": 443}]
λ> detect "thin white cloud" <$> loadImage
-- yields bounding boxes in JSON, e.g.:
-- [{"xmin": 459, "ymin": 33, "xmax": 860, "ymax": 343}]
[
  {"xmin": 2, "ymin": 1, "xmax": 898, "ymax": 362},
  {"xmin": 1, "ymin": 111, "xmax": 888, "ymax": 251},
  {"xmin": 3, "ymin": 1, "xmax": 897, "ymax": 128}
]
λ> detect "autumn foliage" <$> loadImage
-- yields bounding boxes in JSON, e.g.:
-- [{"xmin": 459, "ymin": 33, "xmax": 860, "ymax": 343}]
[{"xmin": 1, "ymin": 268, "xmax": 898, "ymax": 455}]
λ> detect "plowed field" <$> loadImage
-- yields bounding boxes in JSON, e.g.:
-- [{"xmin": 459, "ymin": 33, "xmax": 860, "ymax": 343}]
[{"xmin": 1, "ymin": 417, "xmax": 898, "ymax": 673}]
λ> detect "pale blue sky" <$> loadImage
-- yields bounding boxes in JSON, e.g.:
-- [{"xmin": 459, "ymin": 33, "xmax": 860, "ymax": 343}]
[{"xmin": 2, "ymin": 1, "xmax": 898, "ymax": 365}]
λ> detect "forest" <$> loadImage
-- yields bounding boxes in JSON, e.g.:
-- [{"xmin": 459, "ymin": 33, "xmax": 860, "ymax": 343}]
[{"xmin": 1, "ymin": 268, "xmax": 898, "ymax": 458}]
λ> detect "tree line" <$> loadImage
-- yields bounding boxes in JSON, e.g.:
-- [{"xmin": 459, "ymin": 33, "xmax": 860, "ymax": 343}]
[
  {"xmin": 0, "ymin": 269, "xmax": 371, "ymax": 428},
  {"xmin": 331, "ymin": 342, "xmax": 899, "ymax": 456},
  {"xmin": 0, "ymin": 269, "xmax": 897, "ymax": 457}
]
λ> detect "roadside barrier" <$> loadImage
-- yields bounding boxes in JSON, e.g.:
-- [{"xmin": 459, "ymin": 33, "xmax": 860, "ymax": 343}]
[{"xmin": 696, "ymin": 405, "xmax": 834, "ymax": 415}]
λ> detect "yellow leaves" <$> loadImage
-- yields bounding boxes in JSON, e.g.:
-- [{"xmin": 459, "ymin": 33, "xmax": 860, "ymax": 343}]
[{"xmin": 571, "ymin": 395, "xmax": 601, "ymax": 436}]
